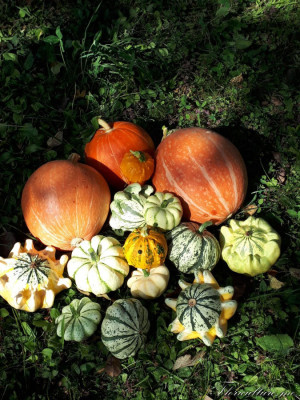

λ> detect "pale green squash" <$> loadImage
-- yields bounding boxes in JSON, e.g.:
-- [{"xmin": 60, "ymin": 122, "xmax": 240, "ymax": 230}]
[
  {"xmin": 220, "ymin": 216, "xmax": 281, "ymax": 276},
  {"xmin": 101, "ymin": 298, "xmax": 150, "ymax": 359},
  {"xmin": 109, "ymin": 183, "xmax": 154, "ymax": 234},
  {"xmin": 56, "ymin": 297, "xmax": 101, "ymax": 342}
]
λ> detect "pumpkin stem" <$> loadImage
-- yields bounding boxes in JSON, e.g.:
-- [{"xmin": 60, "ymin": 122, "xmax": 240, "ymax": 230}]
[
  {"xmin": 88, "ymin": 247, "xmax": 99, "ymax": 263},
  {"xmin": 161, "ymin": 197, "xmax": 174, "ymax": 208},
  {"xmin": 198, "ymin": 221, "xmax": 213, "ymax": 234},
  {"xmin": 69, "ymin": 304, "xmax": 78, "ymax": 317},
  {"xmin": 71, "ymin": 238, "xmax": 84, "ymax": 248},
  {"xmin": 98, "ymin": 118, "xmax": 113, "ymax": 133},
  {"xmin": 68, "ymin": 153, "xmax": 81, "ymax": 164},
  {"xmin": 162, "ymin": 126, "xmax": 169, "ymax": 140},
  {"xmin": 140, "ymin": 226, "xmax": 149, "ymax": 237},
  {"xmin": 130, "ymin": 150, "xmax": 146, "ymax": 162},
  {"xmin": 142, "ymin": 269, "xmax": 150, "ymax": 277}
]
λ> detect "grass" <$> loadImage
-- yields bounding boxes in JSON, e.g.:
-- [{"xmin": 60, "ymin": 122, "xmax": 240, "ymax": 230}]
[{"xmin": 0, "ymin": 0, "xmax": 299, "ymax": 399}]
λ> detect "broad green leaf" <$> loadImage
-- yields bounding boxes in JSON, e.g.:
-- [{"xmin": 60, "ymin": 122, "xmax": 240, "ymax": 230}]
[
  {"xmin": 235, "ymin": 39, "xmax": 252, "ymax": 50},
  {"xmin": 0, "ymin": 308, "xmax": 9, "ymax": 318},
  {"xmin": 44, "ymin": 36, "xmax": 60, "ymax": 44},
  {"xmin": 256, "ymin": 334, "xmax": 294, "ymax": 354},
  {"xmin": 24, "ymin": 52, "xmax": 34, "ymax": 70},
  {"xmin": 3, "ymin": 53, "xmax": 18, "ymax": 62}
]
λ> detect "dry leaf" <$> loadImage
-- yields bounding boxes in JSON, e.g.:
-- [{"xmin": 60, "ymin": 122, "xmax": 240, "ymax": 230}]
[
  {"xmin": 243, "ymin": 204, "xmax": 258, "ymax": 216},
  {"xmin": 203, "ymin": 396, "xmax": 214, "ymax": 400},
  {"xmin": 230, "ymin": 73, "xmax": 243, "ymax": 85},
  {"xmin": 75, "ymin": 89, "xmax": 86, "ymax": 99},
  {"xmin": 268, "ymin": 275, "xmax": 285, "ymax": 290},
  {"xmin": 47, "ymin": 131, "xmax": 63, "ymax": 148},
  {"xmin": 289, "ymin": 268, "xmax": 300, "ymax": 280},
  {"xmin": 277, "ymin": 167, "xmax": 286, "ymax": 184},
  {"xmin": 271, "ymin": 96, "xmax": 282, "ymax": 106},
  {"xmin": 172, "ymin": 351, "xmax": 205, "ymax": 370},
  {"xmin": 105, "ymin": 356, "xmax": 122, "ymax": 377},
  {"xmin": 272, "ymin": 152, "xmax": 282, "ymax": 164}
]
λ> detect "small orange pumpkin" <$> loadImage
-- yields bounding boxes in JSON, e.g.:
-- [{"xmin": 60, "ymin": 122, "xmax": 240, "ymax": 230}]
[
  {"xmin": 123, "ymin": 226, "xmax": 167, "ymax": 270},
  {"xmin": 120, "ymin": 150, "xmax": 155, "ymax": 185}
]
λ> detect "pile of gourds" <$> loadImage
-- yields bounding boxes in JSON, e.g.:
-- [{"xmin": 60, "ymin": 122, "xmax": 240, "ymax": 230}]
[{"xmin": 0, "ymin": 118, "xmax": 281, "ymax": 359}]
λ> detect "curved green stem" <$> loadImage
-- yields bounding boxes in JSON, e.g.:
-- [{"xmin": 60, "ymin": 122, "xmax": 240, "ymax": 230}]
[
  {"xmin": 130, "ymin": 150, "xmax": 146, "ymax": 162},
  {"xmin": 198, "ymin": 221, "xmax": 213, "ymax": 234},
  {"xmin": 142, "ymin": 269, "xmax": 150, "ymax": 277}
]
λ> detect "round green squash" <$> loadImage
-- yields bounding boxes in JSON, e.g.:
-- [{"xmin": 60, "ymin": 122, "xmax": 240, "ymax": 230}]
[
  {"xmin": 167, "ymin": 222, "xmax": 221, "ymax": 274},
  {"xmin": 176, "ymin": 283, "xmax": 221, "ymax": 332},
  {"xmin": 143, "ymin": 192, "xmax": 183, "ymax": 231},
  {"xmin": 220, "ymin": 216, "xmax": 281, "ymax": 276},
  {"xmin": 56, "ymin": 297, "xmax": 101, "ymax": 342},
  {"xmin": 101, "ymin": 298, "xmax": 150, "ymax": 359}
]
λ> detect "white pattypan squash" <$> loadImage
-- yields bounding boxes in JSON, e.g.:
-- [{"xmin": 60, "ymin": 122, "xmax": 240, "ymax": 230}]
[
  {"xmin": 67, "ymin": 235, "xmax": 129, "ymax": 296},
  {"xmin": 127, "ymin": 265, "xmax": 170, "ymax": 299}
]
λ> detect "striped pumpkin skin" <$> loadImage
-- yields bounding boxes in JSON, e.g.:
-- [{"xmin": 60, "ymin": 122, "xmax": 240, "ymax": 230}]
[
  {"xmin": 67, "ymin": 235, "xmax": 129, "ymax": 296},
  {"xmin": 167, "ymin": 223, "xmax": 221, "ymax": 273},
  {"xmin": 143, "ymin": 192, "xmax": 183, "ymax": 231},
  {"xmin": 85, "ymin": 120, "xmax": 155, "ymax": 189},
  {"xmin": 176, "ymin": 283, "xmax": 221, "ymax": 332},
  {"xmin": 21, "ymin": 157, "xmax": 110, "ymax": 251},
  {"xmin": 123, "ymin": 227, "xmax": 168, "ymax": 270},
  {"xmin": 101, "ymin": 298, "xmax": 150, "ymax": 359},
  {"xmin": 220, "ymin": 216, "xmax": 281, "ymax": 276},
  {"xmin": 152, "ymin": 128, "xmax": 248, "ymax": 225},
  {"xmin": 109, "ymin": 183, "xmax": 154, "ymax": 233},
  {"xmin": 56, "ymin": 297, "xmax": 101, "ymax": 342}
]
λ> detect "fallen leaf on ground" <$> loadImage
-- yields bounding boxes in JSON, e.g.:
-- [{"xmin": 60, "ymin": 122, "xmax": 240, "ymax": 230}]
[
  {"xmin": 243, "ymin": 204, "xmax": 258, "ymax": 216},
  {"xmin": 104, "ymin": 356, "xmax": 122, "ymax": 377},
  {"xmin": 173, "ymin": 351, "xmax": 205, "ymax": 370},
  {"xmin": 47, "ymin": 131, "xmax": 63, "ymax": 148},
  {"xmin": 268, "ymin": 275, "xmax": 285, "ymax": 289},
  {"xmin": 289, "ymin": 268, "xmax": 300, "ymax": 280}
]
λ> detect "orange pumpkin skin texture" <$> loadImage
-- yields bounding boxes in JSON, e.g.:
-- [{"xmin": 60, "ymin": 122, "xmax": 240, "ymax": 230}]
[
  {"xmin": 123, "ymin": 227, "xmax": 168, "ymax": 270},
  {"xmin": 21, "ymin": 155, "xmax": 111, "ymax": 251},
  {"xmin": 152, "ymin": 128, "xmax": 248, "ymax": 225},
  {"xmin": 120, "ymin": 151, "xmax": 155, "ymax": 185},
  {"xmin": 85, "ymin": 119, "xmax": 155, "ymax": 189}
]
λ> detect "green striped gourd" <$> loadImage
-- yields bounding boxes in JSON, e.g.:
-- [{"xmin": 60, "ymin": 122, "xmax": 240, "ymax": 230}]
[
  {"xmin": 167, "ymin": 222, "xmax": 220, "ymax": 273},
  {"xmin": 220, "ymin": 216, "xmax": 281, "ymax": 276},
  {"xmin": 67, "ymin": 235, "xmax": 129, "ymax": 296},
  {"xmin": 56, "ymin": 297, "xmax": 101, "ymax": 342},
  {"xmin": 101, "ymin": 298, "xmax": 150, "ymax": 359},
  {"xmin": 0, "ymin": 239, "xmax": 71, "ymax": 312},
  {"xmin": 176, "ymin": 284, "xmax": 221, "ymax": 332},
  {"xmin": 143, "ymin": 192, "xmax": 183, "ymax": 231},
  {"xmin": 165, "ymin": 270, "xmax": 237, "ymax": 346},
  {"xmin": 109, "ymin": 183, "xmax": 154, "ymax": 234}
]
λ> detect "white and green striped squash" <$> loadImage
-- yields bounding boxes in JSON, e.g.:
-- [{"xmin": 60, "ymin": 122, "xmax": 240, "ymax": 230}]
[
  {"xmin": 56, "ymin": 297, "xmax": 101, "ymax": 342},
  {"xmin": 167, "ymin": 222, "xmax": 221, "ymax": 274},
  {"xmin": 109, "ymin": 183, "xmax": 154, "ymax": 234},
  {"xmin": 143, "ymin": 192, "xmax": 183, "ymax": 231},
  {"xmin": 176, "ymin": 283, "xmax": 221, "ymax": 333},
  {"xmin": 101, "ymin": 298, "xmax": 150, "ymax": 359},
  {"xmin": 67, "ymin": 235, "xmax": 129, "ymax": 296},
  {"xmin": 220, "ymin": 216, "xmax": 281, "ymax": 276}
]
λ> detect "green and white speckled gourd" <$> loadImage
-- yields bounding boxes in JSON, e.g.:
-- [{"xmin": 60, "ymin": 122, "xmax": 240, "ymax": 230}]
[
  {"xmin": 143, "ymin": 192, "xmax": 183, "ymax": 231},
  {"xmin": 101, "ymin": 298, "xmax": 150, "ymax": 359},
  {"xmin": 56, "ymin": 297, "xmax": 101, "ymax": 342},
  {"xmin": 220, "ymin": 216, "xmax": 281, "ymax": 276},
  {"xmin": 67, "ymin": 235, "xmax": 129, "ymax": 296},
  {"xmin": 165, "ymin": 270, "xmax": 237, "ymax": 346},
  {"xmin": 109, "ymin": 183, "xmax": 154, "ymax": 234},
  {"xmin": 167, "ymin": 222, "xmax": 221, "ymax": 274}
]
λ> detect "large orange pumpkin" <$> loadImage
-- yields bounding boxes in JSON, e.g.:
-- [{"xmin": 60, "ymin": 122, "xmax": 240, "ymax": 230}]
[
  {"xmin": 21, "ymin": 154, "xmax": 111, "ymax": 251},
  {"xmin": 85, "ymin": 119, "xmax": 155, "ymax": 189},
  {"xmin": 152, "ymin": 128, "xmax": 247, "ymax": 225}
]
